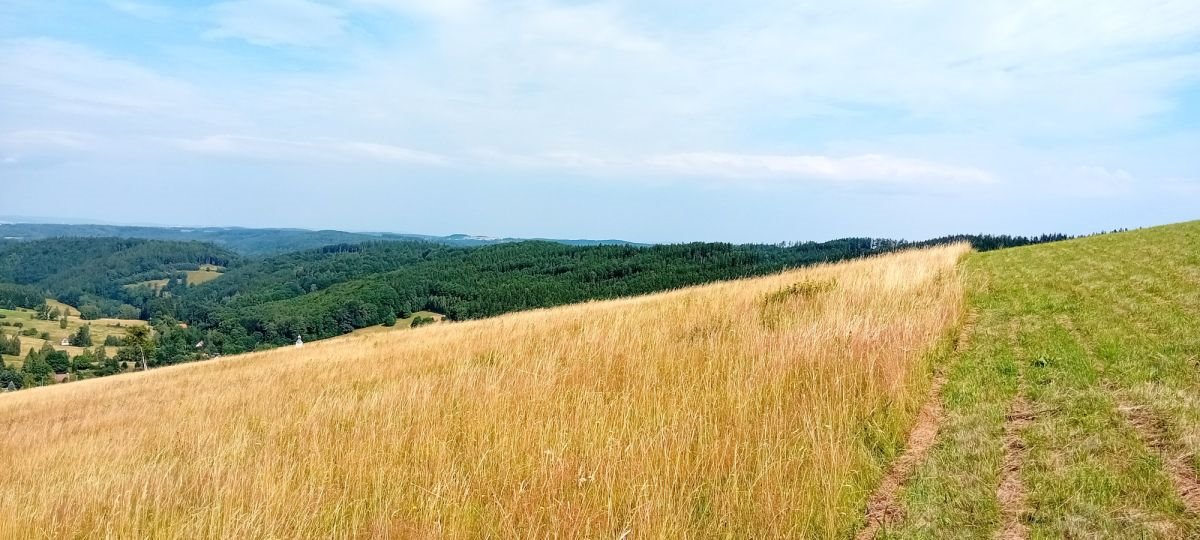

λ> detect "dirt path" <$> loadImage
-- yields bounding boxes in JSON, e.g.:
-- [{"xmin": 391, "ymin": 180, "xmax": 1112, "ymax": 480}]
[
  {"xmin": 855, "ymin": 374, "xmax": 947, "ymax": 540},
  {"xmin": 855, "ymin": 315, "xmax": 978, "ymax": 539},
  {"xmin": 1118, "ymin": 403, "xmax": 1200, "ymax": 516},
  {"xmin": 996, "ymin": 397, "xmax": 1032, "ymax": 539}
]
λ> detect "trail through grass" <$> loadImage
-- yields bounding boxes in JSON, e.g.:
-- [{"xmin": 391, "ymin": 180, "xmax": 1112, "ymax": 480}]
[{"xmin": 888, "ymin": 222, "xmax": 1200, "ymax": 539}]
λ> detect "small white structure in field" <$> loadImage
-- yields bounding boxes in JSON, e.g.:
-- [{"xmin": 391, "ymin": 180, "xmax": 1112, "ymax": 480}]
[
  {"xmin": 295, "ymin": 335, "xmax": 304, "ymax": 348},
  {"xmin": 60, "ymin": 337, "xmax": 70, "ymax": 346},
  {"xmin": 195, "ymin": 340, "xmax": 204, "ymax": 349}
]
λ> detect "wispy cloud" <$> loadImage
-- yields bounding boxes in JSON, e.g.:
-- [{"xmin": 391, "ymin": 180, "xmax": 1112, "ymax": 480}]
[
  {"xmin": 647, "ymin": 153, "xmax": 995, "ymax": 185},
  {"xmin": 0, "ymin": 38, "xmax": 199, "ymax": 116},
  {"xmin": 107, "ymin": 0, "xmax": 172, "ymax": 20},
  {"xmin": 207, "ymin": 0, "xmax": 348, "ymax": 47},
  {"xmin": 175, "ymin": 134, "xmax": 447, "ymax": 165}
]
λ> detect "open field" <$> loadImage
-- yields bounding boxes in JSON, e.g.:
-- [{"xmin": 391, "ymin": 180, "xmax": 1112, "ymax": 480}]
[
  {"xmin": 126, "ymin": 265, "xmax": 225, "ymax": 291},
  {"xmin": 45, "ymin": 299, "xmax": 77, "ymax": 318},
  {"xmin": 880, "ymin": 221, "xmax": 1200, "ymax": 538},
  {"xmin": 350, "ymin": 311, "xmax": 446, "ymax": 336},
  {"xmin": 185, "ymin": 267, "xmax": 223, "ymax": 285},
  {"xmin": 0, "ymin": 244, "xmax": 966, "ymax": 538},
  {"xmin": 0, "ymin": 305, "xmax": 144, "ymax": 363}
]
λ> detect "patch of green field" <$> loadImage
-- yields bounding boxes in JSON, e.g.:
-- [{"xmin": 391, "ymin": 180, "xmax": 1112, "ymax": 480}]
[{"xmin": 886, "ymin": 221, "xmax": 1200, "ymax": 538}]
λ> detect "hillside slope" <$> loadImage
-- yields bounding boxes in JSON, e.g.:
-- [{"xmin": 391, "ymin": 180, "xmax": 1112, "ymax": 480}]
[
  {"xmin": 0, "ymin": 237, "xmax": 239, "ymax": 317},
  {"xmin": 884, "ymin": 221, "xmax": 1200, "ymax": 538},
  {"xmin": 173, "ymin": 238, "xmax": 920, "ymax": 349},
  {"xmin": 0, "ymin": 244, "xmax": 967, "ymax": 538}
]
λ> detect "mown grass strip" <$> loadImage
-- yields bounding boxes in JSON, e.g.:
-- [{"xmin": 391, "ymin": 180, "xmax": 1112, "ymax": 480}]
[{"xmin": 889, "ymin": 221, "xmax": 1200, "ymax": 539}]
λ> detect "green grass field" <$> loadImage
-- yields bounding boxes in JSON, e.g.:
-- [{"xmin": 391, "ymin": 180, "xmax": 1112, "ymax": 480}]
[{"xmin": 881, "ymin": 221, "xmax": 1200, "ymax": 538}]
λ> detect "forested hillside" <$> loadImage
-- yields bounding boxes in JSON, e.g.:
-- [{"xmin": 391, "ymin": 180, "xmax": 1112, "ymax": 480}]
[
  {"xmin": 0, "ymin": 238, "xmax": 238, "ymax": 318},
  {"xmin": 159, "ymin": 234, "xmax": 1071, "ymax": 353}
]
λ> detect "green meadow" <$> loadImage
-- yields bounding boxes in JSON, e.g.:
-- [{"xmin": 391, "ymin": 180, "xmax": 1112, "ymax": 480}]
[{"xmin": 884, "ymin": 221, "xmax": 1200, "ymax": 538}]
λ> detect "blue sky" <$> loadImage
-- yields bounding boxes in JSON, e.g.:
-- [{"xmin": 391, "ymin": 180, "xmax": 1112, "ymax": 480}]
[{"xmin": 1, "ymin": 0, "xmax": 1199, "ymax": 243}]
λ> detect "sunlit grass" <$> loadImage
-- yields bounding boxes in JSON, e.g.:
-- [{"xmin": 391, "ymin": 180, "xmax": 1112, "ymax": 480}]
[
  {"xmin": 890, "ymin": 221, "xmax": 1200, "ymax": 538},
  {"xmin": 0, "ymin": 244, "xmax": 967, "ymax": 538}
]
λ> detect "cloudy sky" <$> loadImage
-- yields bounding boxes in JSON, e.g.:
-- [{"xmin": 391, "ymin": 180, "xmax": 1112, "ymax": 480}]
[{"xmin": 1, "ymin": 0, "xmax": 1198, "ymax": 242}]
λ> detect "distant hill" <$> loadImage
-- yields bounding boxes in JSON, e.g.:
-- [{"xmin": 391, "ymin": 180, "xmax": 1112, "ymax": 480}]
[
  {"xmin": 0, "ymin": 223, "xmax": 647, "ymax": 255},
  {"xmin": 0, "ymin": 237, "xmax": 238, "ymax": 317}
]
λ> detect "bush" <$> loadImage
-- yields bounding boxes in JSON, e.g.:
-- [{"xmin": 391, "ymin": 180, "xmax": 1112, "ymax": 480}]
[
  {"xmin": 383, "ymin": 311, "xmax": 397, "ymax": 327},
  {"xmin": 103, "ymin": 335, "xmax": 124, "ymax": 347},
  {"xmin": 411, "ymin": 315, "xmax": 436, "ymax": 328},
  {"xmin": 21, "ymin": 328, "xmax": 38, "ymax": 337},
  {"xmin": 45, "ymin": 350, "xmax": 70, "ymax": 374},
  {"xmin": 39, "ymin": 332, "xmax": 50, "ymax": 341},
  {"xmin": 79, "ymin": 305, "xmax": 102, "ymax": 321},
  {"xmin": 70, "ymin": 325, "xmax": 93, "ymax": 347}
]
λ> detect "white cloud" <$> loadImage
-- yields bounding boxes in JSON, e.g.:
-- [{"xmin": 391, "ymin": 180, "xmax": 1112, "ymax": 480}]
[
  {"xmin": 176, "ymin": 134, "xmax": 446, "ymax": 165},
  {"xmin": 107, "ymin": 0, "xmax": 171, "ymax": 19},
  {"xmin": 4, "ymin": 1, "xmax": 1200, "ymax": 200},
  {"xmin": 208, "ymin": 0, "xmax": 348, "ymax": 47},
  {"xmin": 646, "ymin": 152, "xmax": 995, "ymax": 185},
  {"xmin": 0, "ymin": 130, "xmax": 99, "ymax": 150},
  {"xmin": 344, "ymin": 0, "xmax": 482, "ymax": 21},
  {"xmin": 0, "ymin": 38, "xmax": 199, "ymax": 116}
]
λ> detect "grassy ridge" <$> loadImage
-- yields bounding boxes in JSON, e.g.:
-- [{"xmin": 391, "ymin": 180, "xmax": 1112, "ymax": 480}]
[
  {"xmin": 889, "ymin": 221, "xmax": 1200, "ymax": 538},
  {"xmin": 0, "ymin": 245, "xmax": 966, "ymax": 538}
]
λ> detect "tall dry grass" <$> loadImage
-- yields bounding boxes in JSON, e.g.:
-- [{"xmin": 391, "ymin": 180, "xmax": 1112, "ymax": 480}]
[{"xmin": 0, "ymin": 244, "xmax": 967, "ymax": 538}]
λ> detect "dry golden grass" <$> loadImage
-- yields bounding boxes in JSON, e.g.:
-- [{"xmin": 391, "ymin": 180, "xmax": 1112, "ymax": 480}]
[
  {"xmin": 185, "ymin": 268, "xmax": 223, "ymax": 285},
  {"xmin": 0, "ymin": 244, "xmax": 967, "ymax": 538}
]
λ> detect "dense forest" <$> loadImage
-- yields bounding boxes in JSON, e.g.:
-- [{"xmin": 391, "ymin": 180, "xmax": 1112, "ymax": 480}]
[
  {"xmin": 0, "ymin": 238, "xmax": 239, "ymax": 318},
  {"xmin": 0, "ymin": 229, "xmax": 1078, "ymax": 391}
]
